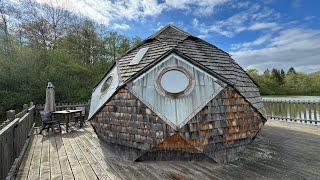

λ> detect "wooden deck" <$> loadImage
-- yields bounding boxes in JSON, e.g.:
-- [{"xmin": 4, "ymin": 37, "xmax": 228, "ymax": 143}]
[{"xmin": 16, "ymin": 120, "xmax": 320, "ymax": 180}]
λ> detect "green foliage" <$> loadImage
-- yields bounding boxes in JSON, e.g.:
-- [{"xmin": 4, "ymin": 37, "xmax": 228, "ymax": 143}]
[
  {"xmin": 247, "ymin": 67, "xmax": 320, "ymax": 96},
  {"xmin": 0, "ymin": 2, "xmax": 142, "ymax": 122},
  {"xmin": 0, "ymin": 20, "xmax": 141, "ymax": 122},
  {"xmin": 0, "ymin": 40, "xmax": 111, "ymax": 120}
]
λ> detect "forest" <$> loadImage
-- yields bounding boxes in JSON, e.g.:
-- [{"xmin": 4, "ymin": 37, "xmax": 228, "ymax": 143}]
[
  {"xmin": 1, "ymin": 1, "xmax": 319, "ymax": 121},
  {"xmin": 246, "ymin": 68, "xmax": 320, "ymax": 96},
  {"xmin": 0, "ymin": 0, "xmax": 141, "ymax": 120}
]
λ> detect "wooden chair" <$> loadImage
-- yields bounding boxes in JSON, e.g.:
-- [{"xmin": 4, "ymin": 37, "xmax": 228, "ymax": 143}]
[
  {"xmin": 74, "ymin": 106, "xmax": 86, "ymax": 127},
  {"xmin": 39, "ymin": 111, "xmax": 59, "ymax": 134}
]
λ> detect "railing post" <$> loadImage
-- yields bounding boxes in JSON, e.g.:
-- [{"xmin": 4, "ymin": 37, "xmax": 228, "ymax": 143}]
[
  {"xmin": 6, "ymin": 110, "xmax": 16, "ymax": 121},
  {"xmin": 263, "ymin": 98, "xmax": 320, "ymax": 125},
  {"xmin": 314, "ymin": 102, "xmax": 318, "ymax": 125},
  {"xmin": 23, "ymin": 104, "xmax": 28, "ymax": 111}
]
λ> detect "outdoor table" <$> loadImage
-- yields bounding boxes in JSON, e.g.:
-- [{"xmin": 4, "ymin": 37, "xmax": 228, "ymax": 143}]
[{"xmin": 52, "ymin": 109, "xmax": 83, "ymax": 132}]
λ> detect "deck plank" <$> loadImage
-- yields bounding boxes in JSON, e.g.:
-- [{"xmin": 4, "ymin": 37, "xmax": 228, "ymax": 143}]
[
  {"xmin": 27, "ymin": 135, "xmax": 43, "ymax": 180},
  {"xmin": 72, "ymin": 131, "xmax": 111, "ymax": 179},
  {"xmin": 49, "ymin": 135, "xmax": 62, "ymax": 180},
  {"xmin": 61, "ymin": 132, "xmax": 86, "ymax": 180},
  {"xmin": 80, "ymin": 128, "xmax": 124, "ymax": 179},
  {"xmin": 15, "ymin": 120, "xmax": 320, "ymax": 180},
  {"xmin": 65, "ymin": 130, "xmax": 97, "ymax": 179},
  {"xmin": 40, "ymin": 134, "xmax": 51, "ymax": 180},
  {"xmin": 16, "ymin": 133, "xmax": 38, "ymax": 180},
  {"xmin": 54, "ymin": 134, "xmax": 74, "ymax": 180}
]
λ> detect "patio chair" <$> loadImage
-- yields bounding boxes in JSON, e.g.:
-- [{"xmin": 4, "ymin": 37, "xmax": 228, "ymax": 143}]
[
  {"xmin": 39, "ymin": 111, "xmax": 59, "ymax": 134},
  {"xmin": 74, "ymin": 106, "xmax": 86, "ymax": 127}
]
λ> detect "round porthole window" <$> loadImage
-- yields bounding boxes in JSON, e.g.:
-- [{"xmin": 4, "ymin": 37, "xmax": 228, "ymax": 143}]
[
  {"xmin": 101, "ymin": 75, "xmax": 113, "ymax": 94},
  {"xmin": 155, "ymin": 67, "xmax": 194, "ymax": 98}
]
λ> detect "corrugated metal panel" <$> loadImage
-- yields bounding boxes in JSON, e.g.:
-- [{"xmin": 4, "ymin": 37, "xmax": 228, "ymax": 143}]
[
  {"xmin": 88, "ymin": 66, "xmax": 120, "ymax": 119},
  {"xmin": 128, "ymin": 53, "xmax": 226, "ymax": 130}
]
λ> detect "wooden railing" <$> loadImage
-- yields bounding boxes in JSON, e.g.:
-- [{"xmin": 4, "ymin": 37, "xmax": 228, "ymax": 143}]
[
  {"xmin": 0, "ymin": 105, "xmax": 35, "ymax": 180},
  {"xmin": 263, "ymin": 99, "xmax": 320, "ymax": 125},
  {"xmin": 0, "ymin": 101, "xmax": 90, "ymax": 179}
]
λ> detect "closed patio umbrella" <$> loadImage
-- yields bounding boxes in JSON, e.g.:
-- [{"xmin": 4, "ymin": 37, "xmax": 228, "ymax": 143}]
[{"xmin": 44, "ymin": 81, "xmax": 56, "ymax": 112}]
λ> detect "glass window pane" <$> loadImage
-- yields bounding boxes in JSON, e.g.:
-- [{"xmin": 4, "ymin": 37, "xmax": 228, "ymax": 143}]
[
  {"xmin": 160, "ymin": 70, "xmax": 189, "ymax": 94},
  {"xmin": 101, "ymin": 76, "xmax": 113, "ymax": 93}
]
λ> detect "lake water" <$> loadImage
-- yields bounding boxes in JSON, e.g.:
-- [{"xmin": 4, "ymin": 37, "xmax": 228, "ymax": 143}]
[{"xmin": 262, "ymin": 96, "xmax": 320, "ymax": 102}]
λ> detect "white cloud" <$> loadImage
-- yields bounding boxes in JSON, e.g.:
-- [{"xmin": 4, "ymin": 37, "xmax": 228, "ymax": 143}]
[
  {"xmin": 25, "ymin": 0, "xmax": 229, "ymax": 28},
  {"xmin": 112, "ymin": 23, "xmax": 130, "ymax": 30},
  {"xmin": 165, "ymin": 0, "xmax": 229, "ymax": 16},
  {"xmin": 292, "ymin": 0, "xmax": 301, "ymax": 8},
  {"xmin": 231, "ymin": 34, "xmax": 272, "ymax": 50},
  {"xmin": 197, "ymin": 3, "xmax": 281, "ymax": 37},
  {"xmin": 248, "ymin": 22, "xmax": 279, "ymax": 31},
  {"xmin": 230, "ymin": 28, "xmax": 320, "ymax": 72},
  {"xmin": 31, "ymin": 0, "xmax": 166, "ymax": 26},
  {"xmin": 230, "ymin": 1, "xmax": 250, "ymax": 9},
  {"xmin": 192, "ymin": 18, "xmax": 199, "ymax": 27},
  {"xmin": 304, "ymin": 16, "xmax": 315, "ymax": 21}
]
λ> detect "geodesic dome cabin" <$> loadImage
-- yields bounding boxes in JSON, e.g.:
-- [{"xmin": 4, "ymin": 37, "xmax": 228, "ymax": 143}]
[{"xmin": 88, "ymin": 25, "xmax": 267, "ymax": 163}]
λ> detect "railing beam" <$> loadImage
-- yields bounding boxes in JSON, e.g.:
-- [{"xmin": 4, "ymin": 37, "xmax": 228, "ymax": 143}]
[{"xmin": 262, "ymin": 99, "xmax": 319, "ymax": 125}]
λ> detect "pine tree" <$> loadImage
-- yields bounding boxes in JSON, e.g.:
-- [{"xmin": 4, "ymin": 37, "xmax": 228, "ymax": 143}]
[{"xmin": 287, "ymin": 67, "xmax": 296, "ymax": 74}]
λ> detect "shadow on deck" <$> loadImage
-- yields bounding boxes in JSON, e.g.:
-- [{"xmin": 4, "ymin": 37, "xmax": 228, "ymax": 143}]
[{"xmin": 16, "ymin": 120, "xmax": 320, "ymax": 180}]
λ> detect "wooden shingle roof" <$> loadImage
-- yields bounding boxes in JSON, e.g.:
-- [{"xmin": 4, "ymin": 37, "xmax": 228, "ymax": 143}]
[{"xmin": 116, "ymin": 24, "xmax": 265, "ymax": 118}]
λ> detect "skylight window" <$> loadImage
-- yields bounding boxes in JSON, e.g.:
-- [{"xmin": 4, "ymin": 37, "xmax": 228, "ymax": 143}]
[{"xmin": 129, "ymin": 47, "xmax": 149, "ymax": 65}]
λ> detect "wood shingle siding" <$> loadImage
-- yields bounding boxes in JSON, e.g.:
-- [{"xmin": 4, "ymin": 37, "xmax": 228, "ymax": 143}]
[
  {"xmin": 180, "ymin": 86, "xmax": 263, "ymax": 163},
  {"xmin": 91, "ymin": 85, "xmax": 264, "ymax": 162},
  {"xmin": 91, "ymin": 88, "xmax": 175, "ymax": 160}
]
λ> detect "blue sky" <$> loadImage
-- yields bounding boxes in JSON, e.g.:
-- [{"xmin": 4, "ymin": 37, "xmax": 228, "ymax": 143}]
[{"xmin": 10, "ymin": 0, "xmax": 320, "ymax": 73}]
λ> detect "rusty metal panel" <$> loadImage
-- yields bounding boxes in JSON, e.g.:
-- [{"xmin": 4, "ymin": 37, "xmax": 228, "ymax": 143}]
[
  {"xmin": 154, "ymin": 133, "xmax": 200, "ymax": 152},
  {"xmin": 128, "ymin": 53, "xmax": 226, "ymax": 130}
]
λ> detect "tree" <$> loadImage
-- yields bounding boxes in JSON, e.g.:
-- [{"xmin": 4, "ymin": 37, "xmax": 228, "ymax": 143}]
[
  {"xmin": 131, "ymin": 36, "xmax": 142, "ymax": 47},
  {"xmin": 104, "ymin": 32, "xmax": 141, "ymax": 61},
  {"xmin": 104, "ymin": 31, "xmax": 121, "ymax": 61},
  {"xmin": 0, "ymin": 2, "xmax": 14, "ymax": 53},
  {"xmin": 117, "ymin": 35, "xmax": 131, "ymax": 56},
  {"xmin": 246, "ymin": 69, "xmax": 259, "ymax": 81},
  {"xmin": 0, "ymin": 4, "xmax": 9, "ymax": 39},
  {"xmin": 287, "ymin": 67, "xmax": 296, "ymax": 75},
  {"xmin": 280, "ymin": 69, "xmax": 285, "ymax": 82},
  {"xmin": 18, "ymin": 0, "xmax": 74, "ymax": 49},
  {"xmin": 271, "ymin": 68, "xmax": 283, "ymax": 85},
  {"xmin": 263, "ymin": 69, "xmax": 270, "ymax": 76},
  {"xmin": 58, "ymin": 19, "xmax": 105, "ymax": 64},
  {"xmin": 246, "ymin": 67, "xmax": 320, "ymax": 96}
]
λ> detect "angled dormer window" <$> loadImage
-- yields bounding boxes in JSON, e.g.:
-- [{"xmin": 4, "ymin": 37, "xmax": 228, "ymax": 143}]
[
  {"xmin": 129, "ymin": 47, "xmax": 149, "ymax": 65},
  {"xmin": 101, "ymin": 76, "xmax": 113, "ymax": 94}
]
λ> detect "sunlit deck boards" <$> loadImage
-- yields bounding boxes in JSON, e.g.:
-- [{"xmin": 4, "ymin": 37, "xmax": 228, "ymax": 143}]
[{"xmin": 16, "ymin": 121, "xmax": 320, "ymax": 180}]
